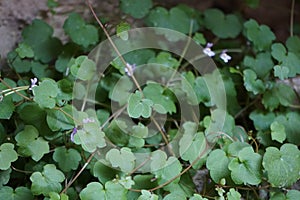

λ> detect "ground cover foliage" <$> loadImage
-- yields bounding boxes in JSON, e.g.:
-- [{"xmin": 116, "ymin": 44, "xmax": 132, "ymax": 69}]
[{"xmin": 0, "ymin": 0, "xmax": 300, "ymax": 199}]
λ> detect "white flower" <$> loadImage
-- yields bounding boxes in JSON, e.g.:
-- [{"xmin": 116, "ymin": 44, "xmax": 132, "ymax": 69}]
[
  {"xmin": 203, "ymin": 42, "xmax": 215, "ymax": 57},
  {"xmin": 220, "ymin": 50, "xmax": 231, "ymax": 63},
  {"xmin": 83, "ymin": 118, "xmax": 95, "ymax": 124},
  {"xmin": 125, "ymin": 63, "xmax": 136, "ymax": 76},
  {"xmin": 29, "ymin": 78, "xmax": 38, "ymax": 90}
]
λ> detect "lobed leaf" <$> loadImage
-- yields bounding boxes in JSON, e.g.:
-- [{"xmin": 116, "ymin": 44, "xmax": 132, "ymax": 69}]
[
  {"xmin": 120, "ymin": 0, "xmax": 152, "ymax": 19},
  {"xmin": 15, "ymin": 125, "xmax": 49, "ymax": 161},
  {"xmin": 0, "ymin": 143, "xmax": 18, "ymax": 170},
  {"xmin": 30, "ymin": 164, "xmax": 65, "ymax": 196},
  {"xmin": 263, "ymin": 143, "xmax": 300, "ymax": 187}
]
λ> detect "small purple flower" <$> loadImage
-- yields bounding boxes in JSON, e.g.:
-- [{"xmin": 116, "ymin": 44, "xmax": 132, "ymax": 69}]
[
  {"xmin": 29, "ymin": 78, "xmax": 38, "ymax": 91},
  {"xmin": 125, "ymin": 63, "xmax": 136, "ymax": 76},
  {"xmin": 220, "ymin": 50, "xmax": 231, "ymax": 63},
  {"xmin": 70, "ymin": 127, "xmax": 78, "ymax": 142},
  {"xmin": 203, "ymin": 42, "xmax": 215, "ymax": 57}
]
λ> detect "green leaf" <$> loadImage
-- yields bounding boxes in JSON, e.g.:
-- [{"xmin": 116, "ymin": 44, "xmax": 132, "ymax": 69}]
[
  {"xmin": 15, "ymin": 125, "xmax": 49, "ymax": 161},
  {"xmin": 190, "ymin": 194, "xmax": 208, "ymax": 200},
  {"xmin": 179, "ymin": 122, "xmax": 207, "ymax": 165},
  {"xmin": 55, "ymin": 43, "xmax": 77, "ymax": 73},
  {"xmin": 118, "ymin": 176, "xmax": 135, "ymax": 189},
  {"xmin": 53, "ymin": 147, "xmax": 81, "ymax": 172},
  {"xmin": 111, "ymin": 49, "xmax": 155, "ymax": 72},
  {"xmin": 193, "ymin": 33, "xmax": 206, "ymax": 45},
  {"xmin": 127, "ymin": 91, "xmax": 153, "ymax": 118},
  {"xmin": 148, "ymin": 52, "xmax": 179, "ymax": 69},
  {"xmin": 137, "ymin": 190, "xmax": 159, "ymax": 200},
  {"xmin": 48, "ymin": 192, "xmax": 69, "ymax": 200},
  {"xmin": 110, "ymin": 76, "xmax": 133, "ymax": 105},
  {"xmin": 0, "ymin": 186, "xmax": 34, "ymax": 200},
  {"xmin": 93, "ymin": 161, "xmax": 118, "ymax": 184},
  {"xmin": 249, "ymin": 110, "xmax": 275, "ymax": 131},
  {"xmin": 270, "ymin": 121, "xmax": 286, "ymax": 143},
  {"xmin": 31, "ymin": 61, "xmax": 53, "ymax": 79},
  {"xmin": 163, "ymin": 192, "xmax": 186, "ymax": 200},
  {"xmin": 262, "ymin": 83, "xmax": 296, "ymax": 111},
  {"xmin": 30, "ymin": 164, "xmax": 65, "ymax": 196},
  {"xmin": 244, "ymin": 19, "xmax": 275, "ymax": 51},
  {"xmin": 204, "ymin": 9, "xmax": 242, "ymax": 38},
  {"xmin": 150, "ymin": 150, "xmax": 167, "ymax": 172},
  {"xmin": 263, "ymin": 143, "xmax": 300, "ymax": 187},
  {"xmin": 145, "ymin": 7, "xmax": 191, "ymax": 34},
  {"xmin": 0, "ymin": 96, "xmax": 15, "ymax": 119},
  {"xmin": 153, "ymin": 157, "xmax": 182, "ymax": 185},
  {"xmin": 7, "ymin": 51, "xmax": 32, "ymax": 73},
  {"xmin": 271, "ymin": 43, "xmax": 300, "ymax": 77},
  {"xmin": 274, "ymin": 65, "xmax": 289, "ymax": 80},
  {"xmin": 227, "ymin": 188, "xmax": 242, "ymax": 200},
  {"xmin": 204, "ymin": 109, "xmax": 235, "ymax": 139},
  {"xmin": 106, "ymin": 147, "xmax": 136, "ymax": 173},
  {"xmin": 15, "ymin": 43, "xmax": 34, "ymax": 58},
  {"xmin": 227, "ymin": 142, "xmax": 251, "ymax": 157},
  {"xmin": 193, "ymin": 76, "xmax": 211, "ymax": 105},
  {"xmin": 116, "ymin": 22, "xmax": 130, "ymax": 40},
  {"xmin": 73, "ymin": 120, "xmax": 106, "ymax": 153},
  {"xmin": 287, "ymin": 190, "xmax": 300, "ymax": 200},
  {"xmin": 22, "ymin": 19, "xmax": 62, "ymax": 63},
  {"xmin": 243, "ymin": 69, "xmax": 265, "ymax": 94},
  {"xmin": 206, "ymin": 149, "xmax": 230, "ymax": 183},
  {"xmin": 46, "ymin": 105, "xmax": 74, "ymax": 131},
  {"xmin": 0, "ymin": 168, "xmax": 11, "ymax": 187},
  {"xmin": 286, "ymin": 36, "xmax": 300, "ymax": 54},
  {"xmin": 143, "ymin": 83, "xmax": 176, "ymax": 114},
  {"xmin": 271, "ymin": 43, "xmax": 287, "ymax": 61},
  {"xmin": 63, "ymin": 13, "xmax": 99, "ymax": 48},
  {"xmin": 79, "ymin": 182, "xmax": 103, "ymax": 200},
  {"xmin": 131, "ymin": 123, "xmax": 148, "ymax": 138},
  {"xmin": 0, "ymin": 143, "xmax": 18, "ymax": 170},
  {"xmin": 228, "ymin": 146, "xmax": 262, "ymax": 185},
  {"xmin": 120, "ymin": 0, "xmax": 152, "ymax": 19},
  {"xmin": 274, "ymin": 112, "xmax": 300, "ymax": 144},
  {"xmin": 70, "ymin": 56, "xmax": 96, "ymax": 81},
  {"xmin": 243, "ymin": 52, "xmax": 274, "ymax": 78},
  {"xmin": 33, "ymin": 79, "xmax": 59, "ymax": 109},
  {"xmin": 79, "ymin": 181, "xmax": 127, "ymax": 200}
]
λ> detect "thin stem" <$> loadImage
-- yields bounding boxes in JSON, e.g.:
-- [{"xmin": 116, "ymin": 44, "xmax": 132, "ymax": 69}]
[
  {"xmin": 85, "ymin": 0, "xmax": 143, "ymax": 94},
  {"xmin": 11, "ymin": 166, "xmax": 33, "ymax": 174},
  {"xmin": 81, "ymin": 80, "xmax": 91, "ymax": 112},
  {"xmin": 128, "ymin": 156, "xmax": 151, "ymax": 176},
  {"xmin": 290, "ymin": 0, "xmax": 295, "ymax": 37},
  {"xmin": 1, "ymin": 86, "xmax": 28, "ymax": 94},
  {"xmin": 3, "ymin": 88, "xmax": 29, "ymax": 96},
  {"xmin": 148, "ymin": 141, "xmax": 211, "ymax": 192},
  {"xmin": 60, "ymin": 151, "xmax": 96, "ymax": 194},
  {"xmin": 178, "ymin": 20, "xmax": 193, "ymax": 65},
  {"xmin": 288, "ymin": 104, "xmax": 300, "ymax": 109},
  {"xmin": 100, "ymin": 105, "xmax": 127, "ymax": 129},
  {"xmin": 234, "ymin": 98, "xmax": 259, "ymax": 119},
  {"xmin": 151, "ymin": 116, "xmax": 175, "ymax": 156},
  {"xmin": 85, "ymin": 98, "xmax": 110, "ymax": 109},
  {"xmin": 0, "ymin": 77, "xmax": 31, "ymax": 101},
  {"xmin": 54, "ymin": 107, "xmax": 81, "ymax": 125},
  {"xmin": 215, "ymin": 131, "xmax": 235, "ymax": 142},
  {"xmin": 127, "ymin": 142, "xmax": 212, "ymax": 193},
  {"xmin": 166, "ymin": 20, "xmax": 193, "ymax": 88}
]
